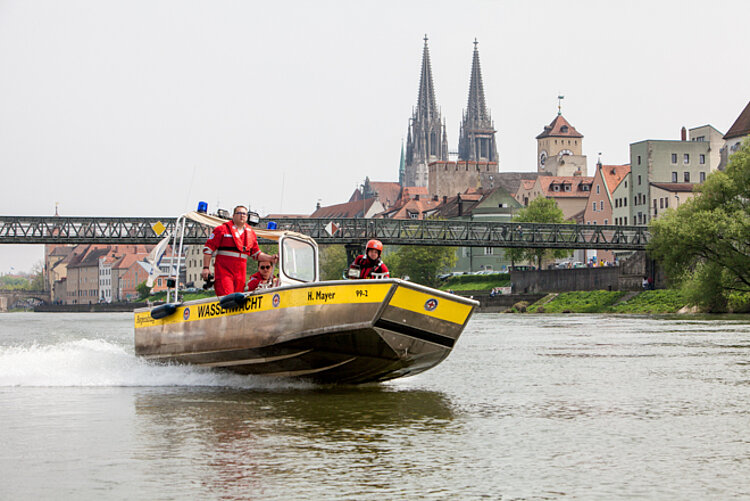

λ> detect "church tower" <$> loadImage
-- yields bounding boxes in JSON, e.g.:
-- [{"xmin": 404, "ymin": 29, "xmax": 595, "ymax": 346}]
[
  {"xmin": 536, "ymin": 97, "xmax": 587, "ymax": 176},
  {"xmin": 458, "ymin": 40, "xmax": 498, "ymax": 163},
  {"xmin": 404, "ymin": 36, "xmax": 448, "ymax": 187}
]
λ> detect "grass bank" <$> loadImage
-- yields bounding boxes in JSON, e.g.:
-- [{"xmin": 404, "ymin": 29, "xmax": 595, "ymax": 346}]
[
  {"xmin": 527, "ymin": 289, "xmax": 690, "ymax": 314},
  {"xmin": 438, "ymin": 273, "xmax": 510, "ymax": 291}
]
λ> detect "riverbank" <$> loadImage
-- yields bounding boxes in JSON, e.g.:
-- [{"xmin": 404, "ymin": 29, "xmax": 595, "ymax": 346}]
[{"xmin": 522, "ymin": 289, "xmax": 691, "ymax": 314}]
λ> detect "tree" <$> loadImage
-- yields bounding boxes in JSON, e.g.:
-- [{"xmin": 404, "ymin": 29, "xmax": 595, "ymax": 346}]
[
  {"xmin": 136, "ymin": 281, "xmax": 151, "ymax": 300},
  {"xmin": 509, "ymin": 197, "xmax": 572, "ymax": 268},
  {"xmin": 29, "ymin": 261, "xmax": 44, "ymax": 290},
  {"xmin": 648, "ymin": 138, "xmax": 750, "ymax": 312},
  {"xmin": 319, "ymin": 245, "xmax": 349, "ymax": 280},
  {"xmin": 387, "ymin": 245, "xmax": 457, "ymax": 288}
]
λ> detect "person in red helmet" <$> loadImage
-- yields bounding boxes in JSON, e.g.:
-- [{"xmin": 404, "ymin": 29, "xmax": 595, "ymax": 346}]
[{"xmin": 347, "ymin": 239, "xmax": 390, "ymax": 279}]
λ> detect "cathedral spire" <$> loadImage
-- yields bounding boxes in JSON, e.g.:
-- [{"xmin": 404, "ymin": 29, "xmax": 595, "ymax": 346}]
[
  {"xmin": 404, "ymin": 35, "xmax": 447, "ymax": 187},
  {"xmin": 465, "ymin": 38, "xmax": 489, "ymax": 126},
  {"xmin": 416, "ymin": 35, "xmax": 438, "ymax": 123},
  {"xmin": 398, "ymin": 139, "xmax": 406, "ymax": 186},
  {"xmin": 458, "ymin": 39, "xmax": 498, "ymax": 162}
]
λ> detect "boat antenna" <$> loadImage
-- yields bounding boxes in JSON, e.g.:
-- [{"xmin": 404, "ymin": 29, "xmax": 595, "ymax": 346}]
[{"xmin": 279, "ymin": 171, "xmax": 286, "ymax": 213}]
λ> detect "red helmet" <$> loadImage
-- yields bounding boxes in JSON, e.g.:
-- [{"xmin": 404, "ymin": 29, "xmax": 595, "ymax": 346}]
[{"xmin": 366, "ymin": 239, "xmax": 383, "ymax": 253}]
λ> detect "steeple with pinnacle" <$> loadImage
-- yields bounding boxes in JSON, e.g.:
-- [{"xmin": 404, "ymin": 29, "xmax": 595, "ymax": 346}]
[
  {"xmin": 458, "ymin": 39, "xmax": 498, "ymax": 162},
  {"xmin": 404, "ymin": 35, "xmax": 448, "ymax": 187}
]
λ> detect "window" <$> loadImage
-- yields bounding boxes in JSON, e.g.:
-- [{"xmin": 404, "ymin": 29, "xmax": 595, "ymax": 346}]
[
  {"xmin": 638, "ymin": 175, "xmax": 642, "ymax": 185},
  {"xmin": 684, "ymin": 171, "xmax": 690, "ymax": 182},
  {"xmin": 672, "ymin": 171, "xmax": 678, "ymax": 182},
  {"xmin": 694, "ymin": 136, "xmax": 705, "ymax": 142},
  {"xmin": 600, "ymin": 201, "xmax": 604, "ymax": 211},
  {"xmin": 700, "ymin": 154, "xmax": 705, "ymax": 164},
  {"xmin": 596, "ymin": 185, "xmax": 600, "ymax": 194},
  {"xmin": 484, "ymin": 247, "xmax": 493, "ymax": 255},
  {"xmin": 604, "ymin": 219, "xmax": 608, "ymax": 225},
  {"xmin": 564, "ymin": 184, "xmax": 571, "ymax": 192},
  {"xmin": 637, "ymin": 155, "xmax": 641, "ymax": 165},
  {"xmin": 699, "ymin": 172, "xmax": 706, "ymax": 182},
  {"xmin": 625, "ymin": 181, "xmax": 628, "ymax": 188},
  {"xmin": 660, "ymin": 198, "xmax": 663, "ymax": 209},
  {"xmin": 624, "ymin": 198, "xmax": 627, "ymax": 207},
  {"xmin": 553, "ymin": 185, "xmax": 560, "ymax": 192},
  {"xmin": 684, "ymin": 154, "xmax": 690, "ymax": 164},
  {"xmin": 592, "ymin": 202, "xmax": 597, "ymax": 211},
  {"xmin": 671, "ymin": 153, "xmax": 677, "ymax": 164},
  {"xmin": 634, "ymin": 196, "xmax": 638, "ymax": 206}
]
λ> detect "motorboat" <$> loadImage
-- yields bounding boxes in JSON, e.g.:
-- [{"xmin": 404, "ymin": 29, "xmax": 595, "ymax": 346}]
[{"xmin": 134, "ymin": 211, "xmax": 478, "ymax": 384}]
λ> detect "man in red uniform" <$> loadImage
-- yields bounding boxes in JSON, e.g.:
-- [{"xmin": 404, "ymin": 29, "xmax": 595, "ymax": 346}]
[
  {"xmin": 246, "ymin": 259, "xmax": 279, "ymax": 292},
  {"xmin": 200, "ymin": 205, "xmax": 278, "ymax": 296},
  {"xmin": 348, "ymin": 239, "xmax": 389, "ymax": 279}
]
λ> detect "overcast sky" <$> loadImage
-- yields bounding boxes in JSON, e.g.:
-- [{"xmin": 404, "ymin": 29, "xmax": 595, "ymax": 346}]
[{"xmin": 1, "ymin": 0, "xmax": 749, "ymax": 273}]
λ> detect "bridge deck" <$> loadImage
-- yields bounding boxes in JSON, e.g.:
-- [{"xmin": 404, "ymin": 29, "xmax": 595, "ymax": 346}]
[{"xmin": 0, "ymin": 216, "xmax": 649, "ymax": 250}]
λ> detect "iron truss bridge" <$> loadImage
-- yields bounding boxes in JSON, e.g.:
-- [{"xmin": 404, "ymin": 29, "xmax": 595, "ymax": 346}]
[{"xmin": 0, "ymin": 216, "xmax": 649, "ymax": 250}]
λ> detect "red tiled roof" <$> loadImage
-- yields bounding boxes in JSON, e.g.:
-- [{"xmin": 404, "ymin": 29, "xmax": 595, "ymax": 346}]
[
  {"xmin": 264, "ymin": 214, "xmax": 308, "ymax": 219},
  {"xmin": 401, "ymin": 186, "xmax": 428, "ymax": 198},
  {"xmin": 311, "ymin": 197, "xmax": 379, "ymax": 218},
  {"xmin": 649, "ymin": 182, "xmax": 697, "ymax": 193},
  {"xmin": 113, "ymin": 253, "xmax": 147, "ymax": 270},
  {"xmin": 539, "ymin": 176, "xmax": 593, "ymax": 197},
  {"xmin": 724, "ymin": 101, "xmax": 750, "ymax": 140},
  {"xmin": 536, "ymin": 114, "xmax": 583, "ymax": 139},
  {"xmin": 377, "ymin": 197, "xmax": 441, "ymax": 220},
  {"xmin": 600, "ymin": 164, "xmax": 630, "ymax": 193}
]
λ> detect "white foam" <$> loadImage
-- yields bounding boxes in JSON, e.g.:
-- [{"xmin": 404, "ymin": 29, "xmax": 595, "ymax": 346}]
[{"xmin": 0, "ymin": 338, "xmax": 313, "ymax": 390}]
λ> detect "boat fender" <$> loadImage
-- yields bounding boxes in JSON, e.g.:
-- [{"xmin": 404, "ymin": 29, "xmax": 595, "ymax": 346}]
[
  {"xmin": 150, "ymin": 303, "xmax": 177, "ymax": 320},
  {"xmin": 219, "ymin": 293, "xmax": 247, "ymax": 310}
]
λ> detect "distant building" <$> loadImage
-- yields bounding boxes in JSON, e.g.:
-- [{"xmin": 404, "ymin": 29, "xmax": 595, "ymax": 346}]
[
  {"xmin": 427, "ymin": 160, "xmax": 498, "ymax": 199},
  {"xmin": 458, "ymin": 40, "xmax": 498, "ymax": 163},
  {"xmin": 583, "ymin": 162, "xmax": 630, "ymax": 264},
  {"xmin": 629, "ymin": 125, "xmax": 722, "ymax": 225},
  {"xmin": 349, "ymin": 177, "xmax": 402, "ymax": 211},
  {"xmin": 311, "ymin": 198, "xmax": 385, "ymax": 219},
  {"xmin": 404, "ymin": 36, "xmax": 448, "ymax": 187},
  {"xmin": 424, "ymin": 187, "xmax": 522, "ymax": 273},
  {"xmin": 536, "ymin": 113, "xmax": 586, "ymax": 176},
  {"xmin": 649, "ymin": 182, "xmax": 697, "ymax": 220},
  {"xmin": 720, "ymin": 100, "xmax": 750, "ymax": 168},
  {"xmin": 537, "ymin": 175, "xmax": 594, "ymax": 220},
  {"xmin": 376, "ymin": 192, "xmax": 441, "ymax": 220}
]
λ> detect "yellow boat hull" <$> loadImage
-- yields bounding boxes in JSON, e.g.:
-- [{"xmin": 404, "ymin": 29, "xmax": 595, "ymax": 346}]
[{"xmin": 134, "ymin": 279, "xmax": 477, "ymax": 384}]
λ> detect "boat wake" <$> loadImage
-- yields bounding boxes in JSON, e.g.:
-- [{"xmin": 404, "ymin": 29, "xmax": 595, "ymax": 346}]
[{"xmin": 0, "ymin": 338, "xmax": 314, "ymax": 390}]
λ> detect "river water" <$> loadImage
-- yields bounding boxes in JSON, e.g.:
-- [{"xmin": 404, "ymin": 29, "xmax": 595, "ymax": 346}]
[{"xmin": 1, "ymin": 312, "xmax": 750, "ymax": 500}]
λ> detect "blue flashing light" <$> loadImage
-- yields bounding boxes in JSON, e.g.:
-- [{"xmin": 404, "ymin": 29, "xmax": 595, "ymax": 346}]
[
  {"xmin": 267, "ymin": 221, "xmax": 278, "ymax": 230},
  {"xmin": 197, "ymin": 201, "xmax": 208, "ymax": 214}
]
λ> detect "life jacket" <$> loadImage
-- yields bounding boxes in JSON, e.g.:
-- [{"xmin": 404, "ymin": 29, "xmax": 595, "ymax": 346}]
[
  {"xmin": 204, "ymin": 221, "xmax": 259, "ymax": 260},
  {"xmin": 349, "ymin": 255, "xmax": 389, "ymax": 279}
]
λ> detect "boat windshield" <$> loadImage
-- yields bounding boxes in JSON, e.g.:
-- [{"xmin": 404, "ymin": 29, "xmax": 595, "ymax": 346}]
[{"xmin": 281, "ymin": 237, "xmax": 317, "ymax": 283}]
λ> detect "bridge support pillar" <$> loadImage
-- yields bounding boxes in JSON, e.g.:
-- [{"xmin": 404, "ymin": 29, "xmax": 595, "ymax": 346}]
[{"xmin": 0, "ymin": 296, "xmax": 7, "ymax": 313}]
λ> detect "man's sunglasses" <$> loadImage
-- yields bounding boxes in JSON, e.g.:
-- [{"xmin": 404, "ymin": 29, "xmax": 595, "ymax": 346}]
[
  {"xmin": 259, "ymin": 265, "xmax": 272, "ymax": 270},
  {"xmin": 234, "ymin": 212, "xmax": 248, "ymax": 216}
]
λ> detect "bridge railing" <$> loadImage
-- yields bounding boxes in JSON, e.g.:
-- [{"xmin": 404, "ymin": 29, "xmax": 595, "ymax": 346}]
[{"xmin": 0, "ymin": 216, "xmax": 649, "ymax": 250}]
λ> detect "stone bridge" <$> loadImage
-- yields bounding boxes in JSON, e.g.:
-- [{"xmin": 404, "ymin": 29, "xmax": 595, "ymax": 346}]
[{"xmin": 0, "ymin": 289, "xmax": 51, "ymax": 312}]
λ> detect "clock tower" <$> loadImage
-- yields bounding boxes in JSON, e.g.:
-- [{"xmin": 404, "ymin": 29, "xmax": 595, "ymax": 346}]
[{"xmin": 536, "ymin": 108, "xmax": 586, "ymax": 176}]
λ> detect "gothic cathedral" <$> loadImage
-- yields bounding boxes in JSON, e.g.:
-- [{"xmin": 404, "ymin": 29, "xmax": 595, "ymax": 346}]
[{"xmin": 404, "ymin": 36, "xmax": 448, "ymax": 188}]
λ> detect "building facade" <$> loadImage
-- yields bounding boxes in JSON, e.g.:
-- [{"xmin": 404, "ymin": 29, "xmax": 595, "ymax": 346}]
[{"xmin": 628, "ymin": 127, "xmax": 718, "ymax": 225}]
